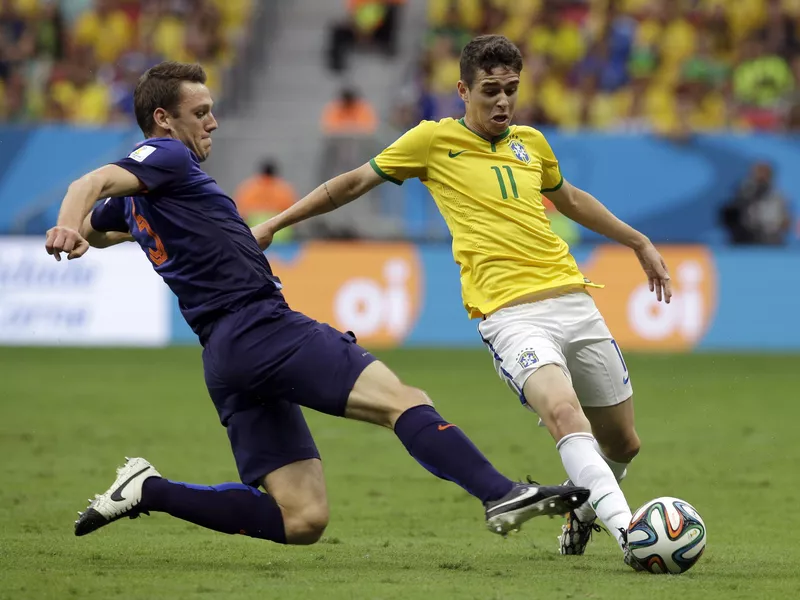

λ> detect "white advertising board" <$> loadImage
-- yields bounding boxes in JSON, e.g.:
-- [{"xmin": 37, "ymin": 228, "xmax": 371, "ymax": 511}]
[{"xmin": 0, "ymin": 237, "xmax": 170, "ymax": 346}]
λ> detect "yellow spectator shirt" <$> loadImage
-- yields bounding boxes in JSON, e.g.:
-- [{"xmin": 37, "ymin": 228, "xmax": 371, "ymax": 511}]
[
  {"xmin": 73, "ymin": 9, "xmax": 134, "ymax": 64},
  {"xmin": 370, "ymin": 118, "xmax": 598, "ymax": 318}
]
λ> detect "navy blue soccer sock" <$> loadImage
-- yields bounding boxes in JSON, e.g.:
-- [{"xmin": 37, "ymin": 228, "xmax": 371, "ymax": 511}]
[
  {"xmin": 141, "ymin": 478, "xmax": 286, "ymax": 543},
  {"xmin": 393, "ymin": 405, "xmax": 514, "ymax": 503}
]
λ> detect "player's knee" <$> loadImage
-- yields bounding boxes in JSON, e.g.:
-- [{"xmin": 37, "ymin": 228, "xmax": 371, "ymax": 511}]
[
  {"xmin": 547, "ymin": 400, "xmax": 590, "ymax": 440},
  {"xmin": 283, "ymin": 503, "xmax": 329, "ymax": 545},
  {"xmin": 376, "ymin": 384, "xmax": 432, "ymax": 429}
]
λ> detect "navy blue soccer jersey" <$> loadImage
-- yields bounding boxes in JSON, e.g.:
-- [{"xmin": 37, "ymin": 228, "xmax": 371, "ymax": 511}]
[{"xmin": 91, "ymin": 137, "xmax": 283, "ymax": 339}]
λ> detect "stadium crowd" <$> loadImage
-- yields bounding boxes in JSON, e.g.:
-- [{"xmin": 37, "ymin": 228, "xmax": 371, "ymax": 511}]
[
  {"xmin": 411, "ymin": 0, "xmax": 800, "ymax": 134},
  {"xmin": 0, "ymin": 0, "xmax": 253, "ymax": 123}
]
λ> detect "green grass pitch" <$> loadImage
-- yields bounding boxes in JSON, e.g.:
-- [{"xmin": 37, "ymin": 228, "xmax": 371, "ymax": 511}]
[{"xmin": 1, "ymin": 347, "xmax": 799, "ymax": 599}]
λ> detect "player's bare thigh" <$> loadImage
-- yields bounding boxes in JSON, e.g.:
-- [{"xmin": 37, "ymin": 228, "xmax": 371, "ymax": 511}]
[
  {"xmin": 262, "ymin": 458, "xmax": 329, "ymax": 545},
  {"xmin": 344, "ymin": 360, "xmax": 432, "ymax": 428},
  {"xmin": 583, "ymin": 398, "xmax": 640, "ymax": 464}
]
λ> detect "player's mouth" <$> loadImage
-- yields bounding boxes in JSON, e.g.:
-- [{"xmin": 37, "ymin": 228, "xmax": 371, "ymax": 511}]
[{"xmin": 491, "ymin": 115, "xmax": 509, "ymax": 126}]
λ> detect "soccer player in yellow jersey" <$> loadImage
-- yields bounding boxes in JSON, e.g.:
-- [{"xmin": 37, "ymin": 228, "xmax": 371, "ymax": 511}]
[{"xmin": 253, "ymin": 35, "xmax": 671, "ymax": 569}]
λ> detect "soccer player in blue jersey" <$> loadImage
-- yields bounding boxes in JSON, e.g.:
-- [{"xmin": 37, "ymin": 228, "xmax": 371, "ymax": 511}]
[{"xmin": 45, "ymin": 61, "xmax": 588, "ymax": 545}]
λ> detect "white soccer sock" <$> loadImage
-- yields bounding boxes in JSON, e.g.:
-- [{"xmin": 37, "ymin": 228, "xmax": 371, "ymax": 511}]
[
  {"xmin": 593, "ymin": 439, "xmax": 629, "ymax": 482},
  {"xmin": 557, "ymin": 432, "xmax": 632, "ymax": 548}
]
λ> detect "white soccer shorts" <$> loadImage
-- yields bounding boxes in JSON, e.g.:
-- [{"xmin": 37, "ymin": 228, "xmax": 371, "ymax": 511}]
[{"xmin": 477, "ymin": 291, "xmax": 632, "ymax": 410}]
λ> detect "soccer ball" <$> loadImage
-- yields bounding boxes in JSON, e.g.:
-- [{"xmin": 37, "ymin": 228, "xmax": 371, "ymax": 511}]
[{"xmin": 627, "ymin": 497, "xmax": 707, "ymax": 574}]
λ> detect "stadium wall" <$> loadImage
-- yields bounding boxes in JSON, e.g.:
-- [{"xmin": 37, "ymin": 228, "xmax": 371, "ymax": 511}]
[{"xmin": 1, "ymin": 237, "xmax": 798, "ymax": 351}]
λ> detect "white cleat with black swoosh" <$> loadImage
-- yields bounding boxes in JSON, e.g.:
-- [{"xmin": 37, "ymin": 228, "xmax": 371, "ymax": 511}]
[
  {"xmin": 485, "ymin": 481, "xmax": 590, "ymax": 536},
  {"xmin": 74, "ymin": 457, "xmax": 160, "ymax": 537}
]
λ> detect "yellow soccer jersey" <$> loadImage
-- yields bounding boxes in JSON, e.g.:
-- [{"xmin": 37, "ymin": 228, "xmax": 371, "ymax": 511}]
[{"xmin": 370, "ymin": 117, "xmax": 600, "ymax": 318}]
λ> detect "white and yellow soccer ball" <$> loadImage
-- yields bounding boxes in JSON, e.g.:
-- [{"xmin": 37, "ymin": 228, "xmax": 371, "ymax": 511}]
[{"xmin": 627, "ymin": 497, "xmax": 707, "ymax": 574}]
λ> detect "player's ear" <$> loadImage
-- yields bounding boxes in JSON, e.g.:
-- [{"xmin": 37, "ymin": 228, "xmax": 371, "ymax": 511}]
[
  {"xmin": 457, "ymin": 80, "xmax": 469, "ymax": 103},
  {"xmin": 153, "ymin": 107, "xmax": 171, "ymax": 132}
]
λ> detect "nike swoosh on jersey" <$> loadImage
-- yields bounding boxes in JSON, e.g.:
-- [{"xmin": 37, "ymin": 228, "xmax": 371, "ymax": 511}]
[
  {"xmin": 110, "ymin": 467, "xmax": 151, "ymax": 502},
  {"xmin": 448, "ymin": 150, "xmax": 466, "ymax": 158}
]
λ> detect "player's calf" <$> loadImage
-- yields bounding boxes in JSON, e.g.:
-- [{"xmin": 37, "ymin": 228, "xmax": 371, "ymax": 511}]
[
  {"xmin": 597, "ymin": 433, "xmax": 640, "ymax": 466},
  {"xmin": 261, "ymin": 459, "xmax": 330, "ymax": 545},
  {"xmin": 584, "ymin": 399, "xmax": 640, "ymax": 475}
]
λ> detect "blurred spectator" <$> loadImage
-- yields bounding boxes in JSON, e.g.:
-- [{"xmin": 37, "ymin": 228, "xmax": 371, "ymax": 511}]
[
  {"xmin": 759, "ymin": 0, "xmax": 800, "ymax": 58},
  {"xmin": 733, "ymin": 36, "xmax": 794, "ymax": 108},
  {"xmin": 720, "ymin": 162, "xmax": 792, "ymax": 245},
  {"xmin": 321, "ymin": 87, "xmax": 378, "ymax": 135},
  {"xmin": 234, "ymin": 160, "xmax": 296, "ymax": 242},
  {"xmin": 73, "ymin": 0, "xmax": 134, "ymax": 65},
  {"xmin": 2, "ymin": 0, "xmax": 254, "ymax": 126},
  {"xmin": 573, "ymin": 39, "xmax": 628, "ymax": 92},
  {"xmin": 426, "ymin": 0, "xmax": 472, "ymax": 50},
  {"xmin": 528, "ymin": 5, "xmax": 586, "ymax": 69},
  {"xmin": 0, "ymin": 66, "xmax": 27, "ymax": 121},
  {"xmin": 413, "ymin": 0, "xmax": 800, "ymax": 134},
  {"xmin": 326, "ymin": 0, "xmax": 406, "ymax": 73},
  {"xmin": 0, "ymin": 0, "xmax": 36, "ymax": 80},
  {"xmin": 49, "ymin": 45, "xmax": 110, "ymax": 125}
]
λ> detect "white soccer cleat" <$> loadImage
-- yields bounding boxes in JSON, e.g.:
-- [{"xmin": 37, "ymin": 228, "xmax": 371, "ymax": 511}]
[{"xmin": 74, "ymin": 457, "xmax": 161, "ymax": 537}]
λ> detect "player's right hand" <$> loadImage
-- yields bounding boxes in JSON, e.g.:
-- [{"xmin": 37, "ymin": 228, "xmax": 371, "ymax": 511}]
[{"xmin": 45, "ymin": 226, "xmax": 90, "ymax": 262}]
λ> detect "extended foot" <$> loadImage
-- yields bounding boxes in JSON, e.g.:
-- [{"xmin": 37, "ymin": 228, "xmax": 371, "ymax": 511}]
[
  {"xmin": 485, "ymin": 482, "xmax": 590, "ymax": 536},
  {"xmin": 74, "ymin": 457, "xmax": 161, "ymax": 537}
]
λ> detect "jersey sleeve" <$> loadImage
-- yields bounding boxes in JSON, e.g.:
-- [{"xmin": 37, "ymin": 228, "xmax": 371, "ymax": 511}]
[
  {"xmin": 370, "ymin": 120, "xmax": 438, "ymax": 184},
  {"xmin": 113, "ymin": 139, "xmax": 192, "ymax": 193},
  {"xmin": 530, "ymin": 130, "xmax": 564, "ymax": 192},
  {"xmin": 90, "ymin": 197, "xmax": 128, "ymax": 233}
]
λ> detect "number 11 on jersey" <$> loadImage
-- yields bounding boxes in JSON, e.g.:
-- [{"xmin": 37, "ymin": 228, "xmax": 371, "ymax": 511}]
[{"xmin": 491, "ymin": 166, "xmax": 519, "ymax": 200}]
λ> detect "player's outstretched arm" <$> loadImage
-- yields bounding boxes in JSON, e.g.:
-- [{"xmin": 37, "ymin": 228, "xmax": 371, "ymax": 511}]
[
  {"xmin": 46, "ymin": 165, "xmax": 144, "ymax": 261},
  {"xmin": 251, "ymin": 162, "xmax": 384, "ymax": 250},
  {"xmin": 548, "ymin": 180, "xmax": 672, "ymax": 303}
]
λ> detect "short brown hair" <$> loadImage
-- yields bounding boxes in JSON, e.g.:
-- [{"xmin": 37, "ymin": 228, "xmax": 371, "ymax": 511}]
[
  {"xmin": 459, "ymin": 35, "xmax": 523, "ymax": 88},
  {"xmin": 134, "ymin": 61, "xmax": 207, "ymax": 136}
]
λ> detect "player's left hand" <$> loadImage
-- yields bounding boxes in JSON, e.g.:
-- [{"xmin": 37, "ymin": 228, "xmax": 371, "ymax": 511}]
[
  {"xmin": 45, "ymin": 226, "xmax": 90, "ymax": 262},
  {"xmin": 250, "ymin": 223, "xmax": 275, "ymax": 251},
  {"xmin": 634, "ymin": 241, "xmax": 672, "ymax": 303}
]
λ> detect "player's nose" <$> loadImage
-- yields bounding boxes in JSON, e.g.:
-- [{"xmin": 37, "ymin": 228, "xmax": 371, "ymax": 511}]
[{"xmin": 207, "ymin": 113, "xmax": 219, "ymax": 132}]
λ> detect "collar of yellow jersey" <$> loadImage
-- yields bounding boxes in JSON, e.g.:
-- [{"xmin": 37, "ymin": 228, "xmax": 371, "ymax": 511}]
[{"xmin": 458, "ymin": 118, "xmax": 510, "ymax": 152}]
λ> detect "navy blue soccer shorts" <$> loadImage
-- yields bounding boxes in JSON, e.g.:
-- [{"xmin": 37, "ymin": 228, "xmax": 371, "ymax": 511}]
[{"xmin": 202, "ymin": 297, "xmax": 376, "ymax": 487}]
